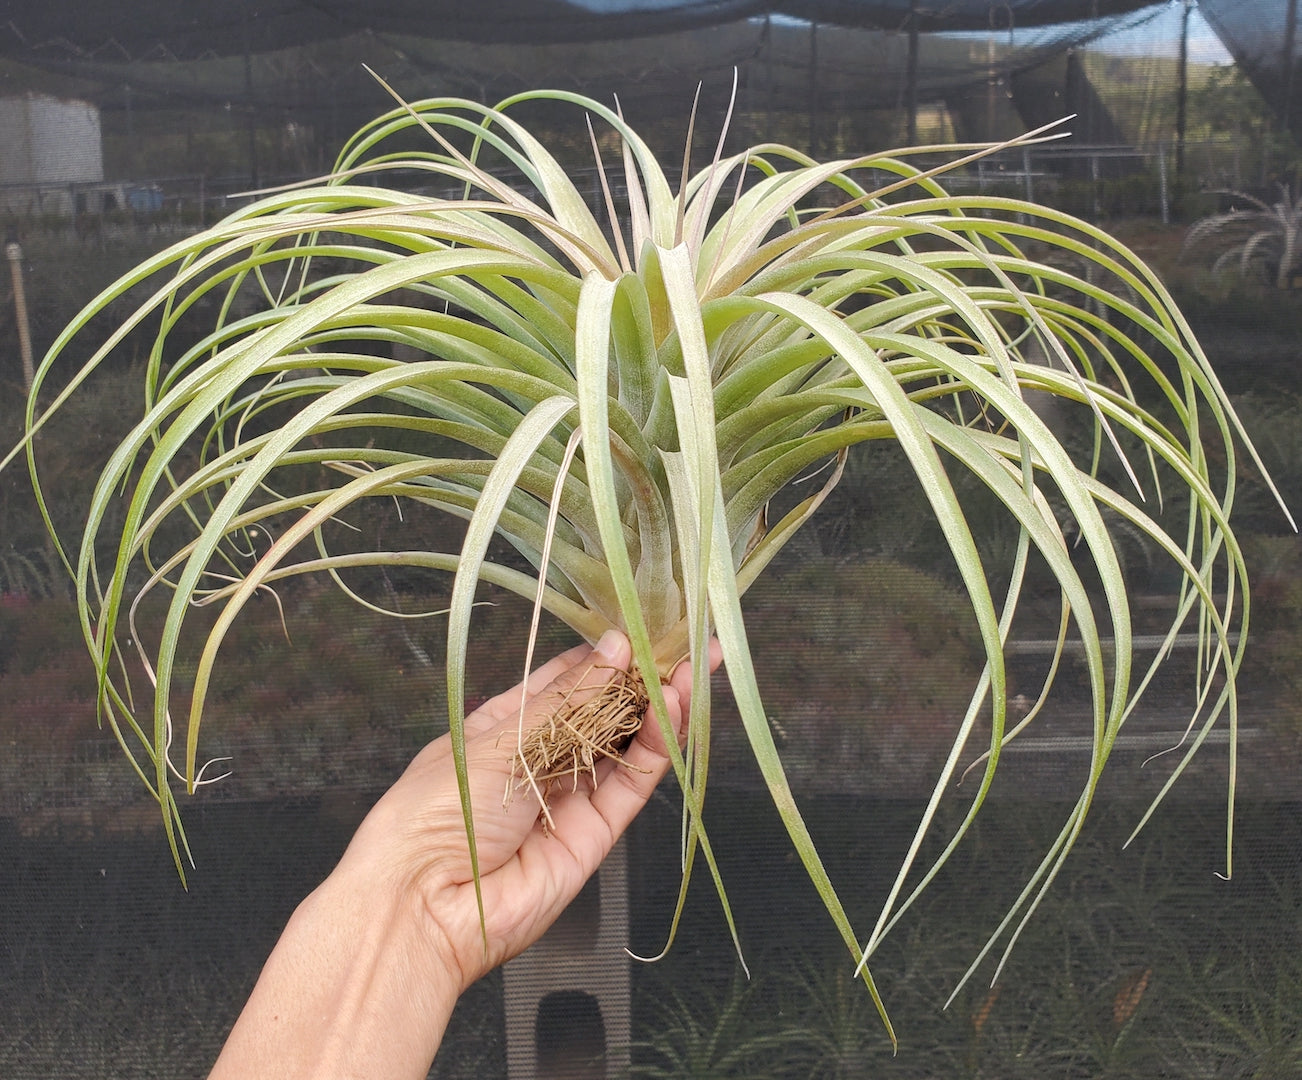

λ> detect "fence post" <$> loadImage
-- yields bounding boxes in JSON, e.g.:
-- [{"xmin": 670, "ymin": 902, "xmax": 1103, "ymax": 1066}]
[
  {"xmin": 6, "ymin": 240, "xmax": 34, "ymax": 394},
  {"xmin": 1157, "ymin": 142, "xmax": 1170, "ymax": 225},
  {"xmin": 1091, "ymin": 153, "xmax": 1100, "ymax": 220}
]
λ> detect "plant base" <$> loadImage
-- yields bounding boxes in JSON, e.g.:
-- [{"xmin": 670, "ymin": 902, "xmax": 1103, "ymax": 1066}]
[{"xmin": 508, "ymin": 665, "xmax": 650, "ymax": 827}]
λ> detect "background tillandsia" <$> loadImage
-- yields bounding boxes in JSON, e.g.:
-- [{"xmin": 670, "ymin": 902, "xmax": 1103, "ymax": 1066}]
[{"xmin": 1, "ymin": 83, "xmax": 1289, "ymax": 1041}]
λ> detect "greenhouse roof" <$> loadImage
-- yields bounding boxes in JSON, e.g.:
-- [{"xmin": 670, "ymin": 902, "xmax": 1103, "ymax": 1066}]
[
  {"xmin": 1, "ymin": 0, "xmax": 1165, "ymax": 59},
  {"xmin": 8, "ymin": 1, "xmax": 1289, "ymax": 149}
]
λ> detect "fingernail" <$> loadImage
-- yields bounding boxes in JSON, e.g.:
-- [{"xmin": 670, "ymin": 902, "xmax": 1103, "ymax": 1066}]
[{"xmin": 594, "ymin": 629, "xmax": 624, "ymax": 660}]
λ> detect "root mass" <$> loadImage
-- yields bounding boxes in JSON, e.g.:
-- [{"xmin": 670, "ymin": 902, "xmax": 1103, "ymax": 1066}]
[{"xmin": 508, "ymin": 665, "xmax": 651, "ymax": 824}]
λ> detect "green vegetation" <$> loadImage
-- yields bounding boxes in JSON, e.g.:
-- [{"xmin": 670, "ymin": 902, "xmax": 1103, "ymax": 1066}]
[
  {"xmin": 5, "ymin": 799, "xmax": 1299, "ymax": 1079},
  {"xmin": 1183, "ymin": 185, "xmax": 1302, "ymax": 289},
  {"xmin": 627, "ymin": 801, "xmax": 1302, "ymax": 1080}
]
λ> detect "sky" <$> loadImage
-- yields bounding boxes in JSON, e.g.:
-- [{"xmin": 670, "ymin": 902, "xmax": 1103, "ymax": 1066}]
[{"xmin": 1098, "ymin": 3, "xmax": 1234, "ymax": 63}]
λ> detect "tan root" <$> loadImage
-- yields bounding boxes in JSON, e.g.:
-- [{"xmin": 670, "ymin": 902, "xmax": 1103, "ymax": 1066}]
[{"xmin": 507, "ymin": 664, "xmax": 651, "ymax": 827}]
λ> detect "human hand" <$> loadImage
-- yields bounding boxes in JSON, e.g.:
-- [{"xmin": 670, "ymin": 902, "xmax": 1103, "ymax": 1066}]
[
  {"xmin": 354, "ymin": 628, "xmax": 716, "ymax": 992},
  {"xmin": 210, "ymin": 629, "xmax": 715, "ymax": 1080}
]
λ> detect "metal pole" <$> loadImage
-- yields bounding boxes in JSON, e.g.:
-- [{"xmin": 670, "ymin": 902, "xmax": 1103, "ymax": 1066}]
[
  {"xmin": 243, "ymin": 1, "xmax": 259, "ymax": 188},
  {"xmin": 1283, "ymin": 0, "xmax": 1299, "ymax": 139},
  {"xmin": 1091, "ymin": 153, "xmax": 1101, "ymax": 220},
  {"xmin": 6, "ymin": 241, "xmax": 34, "ymax": 395},
  {"xmin": 906, "ymin": 1, "xmax": 919, "ymax": 144},
  {"xmin": 1176, "ymin": 0, "xmax": 1190, "ymax": 179},
  {"xmin": 1158, "ymin": 141, "xmax": 1170, "ymax": 224},
  {"xmin": 986, "ymin": 23, "xmax": 996, "ymax": 141},
  {"xmin": 764, "ymin": 14, "xmax": 774, "ymax": 143},
  {"xmin": 808, "ymin": 20, "xmax": 819, "ymax": 157}
]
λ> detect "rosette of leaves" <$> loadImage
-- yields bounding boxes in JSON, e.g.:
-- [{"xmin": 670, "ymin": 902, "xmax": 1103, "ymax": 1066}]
[
  {"xmin": 1182, "ymin": 184, "xmax": 1302, "ymax": 288},
  {"xmin": 5, "ymin": 86, "xmax": 1288, "ymax": 1042}
]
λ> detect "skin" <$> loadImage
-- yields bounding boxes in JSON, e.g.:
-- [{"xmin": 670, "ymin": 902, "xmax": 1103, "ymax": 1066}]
[{"xmin": 208, "ymin": 629, "xmax": 717, "ymax": 1080}]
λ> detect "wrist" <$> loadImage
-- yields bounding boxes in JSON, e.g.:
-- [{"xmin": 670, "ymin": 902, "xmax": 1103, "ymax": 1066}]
[
  {"xmin": 210, "ymin": 827, "xmax": 461, "ymax": 1080},
  {"xmin": 330, "ymin": 802, "xmax": 471, "ymax": 999}
]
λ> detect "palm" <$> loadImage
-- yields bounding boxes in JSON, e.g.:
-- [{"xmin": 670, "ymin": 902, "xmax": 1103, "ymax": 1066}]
[{"xmin": 373, "ymin": 636, "xmax": 690, "ymax": 985}]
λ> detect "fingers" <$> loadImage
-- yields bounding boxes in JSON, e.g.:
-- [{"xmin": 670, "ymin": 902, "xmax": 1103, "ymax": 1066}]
[
  {"xmin": 462, "ymin": 630, "xmax": 634, "ymax": 811},
  {"xmin": 386, "ymin": 633, "xmax": 720, "ymax": 968},
  {"xmin": 540, "ymin": 679, "xmax": 682, "ymax": 878},
  {"xmin": 532, "ymin": 631, "xmax": 631, "ymax": 693},
  {"xmin": 626, "ymin": 671, "xmax": 689, "ymax": 760},
  {"xmin": 465, "ymin": 640, "xmax": 596, "ymax": 735},
  {"xmin": 562, "ymin": 639, "xmax": 721, "ymax": 854},
  {"xmin": 580, "ymin": 635, "xmax": 723, "ymax": 823},
  {"xmin": 466, "ymin": 631, "xmax": 637, "ymax": 734},
  {"xmin": 421, "ymin": 631, "xmax": 719, "ymax": 845}
]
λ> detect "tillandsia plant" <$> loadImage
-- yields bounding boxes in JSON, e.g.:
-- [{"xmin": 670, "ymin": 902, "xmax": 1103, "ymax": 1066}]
[
  {"xmin": 1182, "ymin": 183, "xmax": 1302, "ymax": 288},
  {"xmin": 3, "ymin": 81, "xmax": 1291, "ymax": 1042}
]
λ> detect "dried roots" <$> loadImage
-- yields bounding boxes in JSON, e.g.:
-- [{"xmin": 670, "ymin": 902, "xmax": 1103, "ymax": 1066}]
[{"xmin": 507, "ymin": 663, "xmax": 651, "ymax": 827}]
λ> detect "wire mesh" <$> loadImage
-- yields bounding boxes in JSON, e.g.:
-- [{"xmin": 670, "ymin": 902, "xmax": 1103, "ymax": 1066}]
[{"xmin": 3, "ymin": 4, "xmax": 1302, "ymax": 1078}]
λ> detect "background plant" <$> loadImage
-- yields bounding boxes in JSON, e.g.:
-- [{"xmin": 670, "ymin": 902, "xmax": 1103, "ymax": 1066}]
[
  {"xmin": 2, "ymin": 85, "xmax": 1286, "ymax": 1039},
  {"xmin": 1182, "ymin": 183, "xmax": 1302, "ymax": 288},
  {"xmin": 632, "ymin": 972, "xmax": 811, "ymax": 1079}
]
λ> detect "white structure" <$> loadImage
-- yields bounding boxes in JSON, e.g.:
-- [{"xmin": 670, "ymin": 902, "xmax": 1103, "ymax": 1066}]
[
  {"xmin": 0, "ymin": 93, "xmax": 106, "ymax": 215},
  {"xmin": 502, "ymin": 841, "xmax": 631, "ymax": 1078}
]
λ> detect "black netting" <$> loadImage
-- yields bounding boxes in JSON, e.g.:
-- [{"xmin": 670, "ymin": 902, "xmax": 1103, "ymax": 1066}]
[
  {"xmin": 0, "ymin": 5, "xmax": 1237, "ymax": 212},
  {"xmin": 0, "ymin": 4, "xmax": 1180, "ymax": 160},
  {"xmin": 4, "ymin": 3, "xmax": 1302, "ymax": 1078},
  {"xmin": 0, "ymin": 1, "xmax": 1173, "ymax": 60},
  {"xmin": 1202, "ymin": 0, "xmax": 1302, "ymax": 140}
]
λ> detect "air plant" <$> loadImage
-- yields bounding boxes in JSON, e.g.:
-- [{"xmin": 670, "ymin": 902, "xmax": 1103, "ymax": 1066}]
[
  {"xmin": 633, "ymin": 973, "xmax": 808, "ymax": 1078},
  {"xmin": 3, "ymin": 81, "xmax": 1289, "ymax": 1043},
  {"xmin": 1182, "ymin": 184, "xmax": 1302, "ymax": 288}
]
